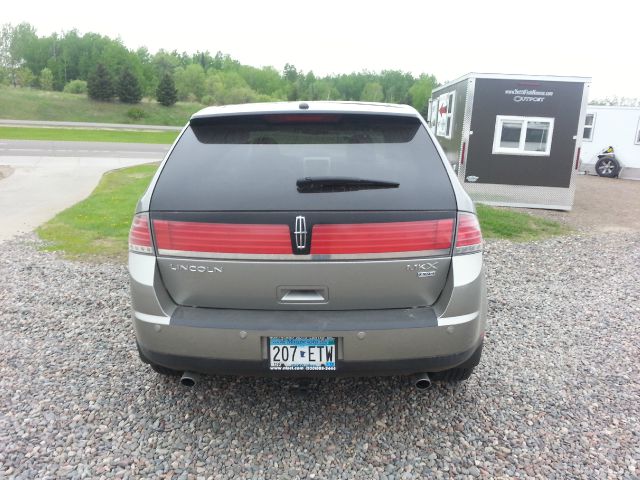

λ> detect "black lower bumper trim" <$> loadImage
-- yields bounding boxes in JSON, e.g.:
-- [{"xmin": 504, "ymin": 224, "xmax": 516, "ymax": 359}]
[{"xmin": 138, "ymin": 341, "xmax": 483, "ymax": 378}]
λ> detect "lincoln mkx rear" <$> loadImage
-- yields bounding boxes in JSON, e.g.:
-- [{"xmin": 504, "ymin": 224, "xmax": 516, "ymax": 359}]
[{"xmin": 129, "ymin": 102, "xmax": 487, "ymax": 389}]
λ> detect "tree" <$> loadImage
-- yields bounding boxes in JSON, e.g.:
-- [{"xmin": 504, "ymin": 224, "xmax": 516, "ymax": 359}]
[
  {"xmin": 408, "ymin": 74, "xmax": 437, "ymax": 115},
  {"xmin": 283, "ymin": 63, "xmax": 298, "ymax": 83},
  {"xmin": 156, "ymin": 72, "xmax": 177, "ymax": 106},
  {"xmin": 39, "ymin": 67, "xmax": 53, "ymax": 90},
  {"xmin": 379, "ymin": 70, "xmax": 414, "ymax": 103},
  {"xmin": 1, "ymin": 23, "xmax": 20, "ymax": 86},
  {"xmin": 87, "ymin": 63, "xmax": 114, "ymax": 101},
  {"xmin": 117, "ymin": 67, "xmax": 142, "ymax": 103},
  {"xmin": 16, "ymin": 67, "xmax": 34, "ymax": 87},
  {"xmin": 361, "ymin": 82, "xmax": 384, "ymax": 102},
  {"xmin": 63, "ymin": 79, "xmax": 87, "ymax": 94},
  {"xmin": 174, "ymin": 63, "xmax": 205, "ymax": 101}
]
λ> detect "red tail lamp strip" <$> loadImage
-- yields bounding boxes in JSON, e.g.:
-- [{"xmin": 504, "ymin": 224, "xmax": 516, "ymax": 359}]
[
  {"xmin": 455, "ymin": 214, "xmax": 483, "ymax": 248},
  {"xmin": 153, "ymin": 220, "xmax": 293, "ymax": 254},
  {"xmin": 129, "ymin": 214, "xmax": 153, "ymax": 253},
  {"xmin": 310, "ymin": 219, "xmax": 454, "ymax": 255}
]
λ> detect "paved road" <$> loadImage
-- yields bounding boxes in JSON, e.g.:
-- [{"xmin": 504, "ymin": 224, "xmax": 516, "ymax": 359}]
[
  {"xmin": 0, "ymin": 139, "xmax": 170, "ymax": 158},
  {"xmin": 0, "ymin": 139, "xmax": 168, "ymax": 241},
  {"xmin": 0, "ymin": 118, "xmax": 182, "ymax": 131}
]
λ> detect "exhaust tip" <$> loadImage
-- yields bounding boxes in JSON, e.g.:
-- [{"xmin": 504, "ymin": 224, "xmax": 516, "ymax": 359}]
[
  {"xmin": 180, "ymin": 371, "xmax": 199, "ymax": 387},
  {"xmin": 414, "ymin": 374, "xmax": 432, "ymax": 391}
]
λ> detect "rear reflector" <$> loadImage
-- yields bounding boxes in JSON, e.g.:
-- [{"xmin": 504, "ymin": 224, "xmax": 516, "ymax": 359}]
[
  {"xmin": 153, "ymin": 220, "xmax": 292, "ymax": 254},
  {"xmin": 310, "ymin": 219, "xmax": 454, "ymax": 255},
  {"xmin": 455, "ymin": 213, "xmax": 483, "ymax": 255},
  {"xmin": 129, "ymin": 213, "xmax": 153, "ymax": 254}
]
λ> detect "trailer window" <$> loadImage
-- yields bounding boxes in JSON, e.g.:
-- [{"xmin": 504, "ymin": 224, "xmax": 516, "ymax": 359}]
[
  {"xmin": 492, "ymin": 116, "xmax": 554, "ymax": 156},
  {"xmin": 435, "ymin": 92, "xmax": 455, "ymax": 139},
  {"xmin": 429, "ymin": 100, "xmax": 438, "ymax": 130},
  {"xmin": 635, "ymin": 117, "xmax": 640, "ymax": 145},
  {"xmin": 583, "ymin": 113, "xmax": 596, "ymax": 141}
]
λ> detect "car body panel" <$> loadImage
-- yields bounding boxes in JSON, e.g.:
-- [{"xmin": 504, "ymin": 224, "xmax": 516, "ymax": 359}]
[
  {"xmin": 155, "ymin": 255, "xmax": 452, "ymax": 310},
  {"xmin": 129, "ymin": 101, "xmax": 486, "ymax": 378}
]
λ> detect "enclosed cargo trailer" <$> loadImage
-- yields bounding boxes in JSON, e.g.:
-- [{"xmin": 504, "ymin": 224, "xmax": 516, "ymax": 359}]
[{"xmin": 429, "ymin": 73, "xmax": 590, "ymax": 210}]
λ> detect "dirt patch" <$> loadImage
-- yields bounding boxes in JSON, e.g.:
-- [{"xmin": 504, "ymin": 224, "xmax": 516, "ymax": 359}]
[
  {"xmin": 0, "ymin": 165, "xmax": 14, "ymax": 181},
  {"xmin": 514, "ymin": 175, "xmax": 640, "ymax": 233}
]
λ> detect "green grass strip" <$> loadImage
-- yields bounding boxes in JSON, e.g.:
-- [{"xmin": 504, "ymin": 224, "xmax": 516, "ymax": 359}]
[
  {"xmin": 0, "ymin": 126, "xmax": 176, "ymax": 144},
  {"xmin": 476, "ymin": 203, "xmax": 569, "ymax": 241},
  {"xmin": 37, "ymin": 163, "xmax": 159, "ymax": 261}
]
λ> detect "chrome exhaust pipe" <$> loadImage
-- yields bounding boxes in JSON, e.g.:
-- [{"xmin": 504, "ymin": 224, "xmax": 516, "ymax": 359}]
[
  {"xmin": 180, "ymin": 371, "xmax": 200, "ymax": 387},
  {"xmin": 413, "ymin": 373, "xmax": 432, "ymax": 391}
]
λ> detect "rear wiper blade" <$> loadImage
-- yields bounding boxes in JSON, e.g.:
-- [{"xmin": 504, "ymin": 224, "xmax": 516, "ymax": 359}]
[{"xmin": 296, "ymin": 176, "xmax": 399, "ymax": 193}]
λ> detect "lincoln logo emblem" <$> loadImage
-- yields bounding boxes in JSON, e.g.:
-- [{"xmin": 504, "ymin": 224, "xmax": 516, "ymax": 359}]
[{"xmin": 294, "ymin": 216, "xmax": 307, "ymax": 249}]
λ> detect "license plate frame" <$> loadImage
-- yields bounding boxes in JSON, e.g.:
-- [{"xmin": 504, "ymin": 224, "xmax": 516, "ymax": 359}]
[{"xmin": 268, "ymin": 336, "xmax": 337, "ymax": 371}]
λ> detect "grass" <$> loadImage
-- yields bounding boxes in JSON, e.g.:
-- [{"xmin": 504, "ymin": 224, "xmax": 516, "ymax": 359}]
[
  {"xmin": 0, "ymin": 126, "xmax": 177, "ymax": 144},
  {"xmin": 476, "ymin": 203, "xmax": 569, "ymax": 241},
  {"xmin": 38, "ymin": 165, "xmax": 570, "ymax": 260},
  {"xmin": 0, "ymin": 85, "xmax": 200, "ymax": 126},
  {"xmin": 37, "ymin": 163, "xmax": 159, "ymax": 261}
]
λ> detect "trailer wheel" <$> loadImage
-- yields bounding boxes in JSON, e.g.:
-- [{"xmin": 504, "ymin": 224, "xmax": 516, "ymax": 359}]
[{"xmin": 595, "ymin": 157, "xmax": 620, "ymax": 178}]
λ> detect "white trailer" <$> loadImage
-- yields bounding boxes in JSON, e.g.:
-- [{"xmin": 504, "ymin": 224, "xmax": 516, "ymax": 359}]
[{"xmin": 580, "ymin": 106, "xmax": 640, "ymax": 180}]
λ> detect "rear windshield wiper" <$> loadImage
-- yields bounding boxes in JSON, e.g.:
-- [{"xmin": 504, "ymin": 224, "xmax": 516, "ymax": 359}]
[{"xmin": 296, "ymin": 176, "xmax": 400, "ymax": 193}]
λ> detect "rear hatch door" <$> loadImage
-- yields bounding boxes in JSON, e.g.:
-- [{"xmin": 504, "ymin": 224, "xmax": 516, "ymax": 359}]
[{"xmin": 149, "ymin": 113, "xmax": 457, "ymax": 310}]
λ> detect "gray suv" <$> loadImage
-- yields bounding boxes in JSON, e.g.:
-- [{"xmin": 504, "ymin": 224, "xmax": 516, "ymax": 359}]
[{"xmin": 129, "ymin": 102, "xmax": 486, "ymax": 389}]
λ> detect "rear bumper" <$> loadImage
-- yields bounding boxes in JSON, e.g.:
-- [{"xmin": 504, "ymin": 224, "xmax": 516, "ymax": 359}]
[
  {"xmin": 134, "ymin": 306, "xmax": 484, "ymax": 376},
  {"xmin": 138, "ymin": 339, "xmax": 483, "ymax": 377},
  {"xmin": 130, "ymin": 250, "xmax": 487, "ymax": 377}
]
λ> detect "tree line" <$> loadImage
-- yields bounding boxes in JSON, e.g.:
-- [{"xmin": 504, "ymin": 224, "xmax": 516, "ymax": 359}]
[{"xmin": 0, "ymin": 23, "xmax": 437, "ymax": 112}]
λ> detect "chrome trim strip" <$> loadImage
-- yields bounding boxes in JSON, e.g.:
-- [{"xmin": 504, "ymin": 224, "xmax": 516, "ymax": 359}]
[{"xmin": 157, "ymin": 248, "xmax": 451, "ymax": 261}]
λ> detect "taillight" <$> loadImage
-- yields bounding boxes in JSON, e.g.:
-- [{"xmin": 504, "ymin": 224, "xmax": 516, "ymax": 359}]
[
  {"xmin": 129, "ymin": 213, "xmax": 153, "ymax": 254},
  {"xmin": 311, "ymin": 219, "xmax": 454, "ymax": 255},
  {"xmin": 454, "ymin": 212, "xmax": 483, "ymax": 255},
  {"xmin": 153, "ymin": 220, "xmax": 292, "ymax": 255}
]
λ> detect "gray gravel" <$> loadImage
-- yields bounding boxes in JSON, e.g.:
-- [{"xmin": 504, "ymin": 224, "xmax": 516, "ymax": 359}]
[{"xmin": 1, "ymin": 233, "xmax": 639, "ymax": 479}]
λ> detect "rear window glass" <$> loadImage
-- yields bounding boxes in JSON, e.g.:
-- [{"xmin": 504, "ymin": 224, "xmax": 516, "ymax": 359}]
[{"xmin": 151, "ymin": 114, "xmax": 455, "ymax": 211}]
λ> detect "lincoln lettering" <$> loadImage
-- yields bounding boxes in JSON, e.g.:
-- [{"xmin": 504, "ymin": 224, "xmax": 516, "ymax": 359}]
[{"xmin": 169, "ymin": 264, "xmax": 223, "ymax": 273}]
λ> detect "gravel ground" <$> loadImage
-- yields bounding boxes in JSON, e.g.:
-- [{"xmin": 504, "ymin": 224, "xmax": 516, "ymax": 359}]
[
  {"xmin": 516, "ymin": 175, "xmax": 640, "ymax": 234},
  {"xmin": 1, "ymin": 233, "xmax": 639, "ymax": 479}
]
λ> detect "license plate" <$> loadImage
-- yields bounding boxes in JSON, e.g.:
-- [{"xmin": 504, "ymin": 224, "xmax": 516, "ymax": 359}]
[{"xmin": 269, "ymin": 337, "xmax": 336, "ymax": 371}]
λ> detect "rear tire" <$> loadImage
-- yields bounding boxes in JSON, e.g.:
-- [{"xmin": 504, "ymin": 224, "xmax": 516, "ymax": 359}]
[
  {"xmin": 595, "ymin": 157, "xmax": 620, "ymax": 178},
  {"xmin": 430, "ymin": 341, "xmax": 483, "ymax": 383}
]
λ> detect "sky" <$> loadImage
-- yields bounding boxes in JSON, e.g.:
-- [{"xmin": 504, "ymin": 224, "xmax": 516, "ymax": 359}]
[{"xmin": 3, "ymin": 0, "xmax": 639, "ymax": 99}]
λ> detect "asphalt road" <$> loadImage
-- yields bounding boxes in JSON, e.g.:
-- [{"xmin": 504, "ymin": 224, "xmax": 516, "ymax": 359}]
[
  {"xmin": 0, "ymin": 139, "xmax": 170, "ymax": 158},
  {"xmin": 0, "ymin": 139, "xmax": 168, "ymax": 241},
  {"xmin": 0, "ymin": 118, "xmax": 182, "ymax": 131}
]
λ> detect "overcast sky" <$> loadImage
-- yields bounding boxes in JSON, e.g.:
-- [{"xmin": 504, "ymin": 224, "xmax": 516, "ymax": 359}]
[{"xmin": 3, "ymin": 0, "xmax": 639, "ymax": 99}]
